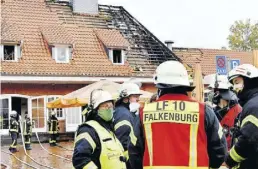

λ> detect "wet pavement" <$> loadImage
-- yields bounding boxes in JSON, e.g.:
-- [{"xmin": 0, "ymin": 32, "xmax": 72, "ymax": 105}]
[
  {"xmin": 0, "ymin": 141, "xmax": 228, "ymax": 169},
  {"xmin": 1, "ymin": 142, "xmax": 74, "ymax": 169}
]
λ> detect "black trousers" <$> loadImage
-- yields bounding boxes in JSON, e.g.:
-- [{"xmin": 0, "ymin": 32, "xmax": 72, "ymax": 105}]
[
  {"xmin": 49, "ymin": 134, "xmax": 57, "ymax": 144},
  {"xmin": 24, "ymin": 135, "xmax": 31, "ymax": 145},
  {"xmin": 10, "ymin": 132, "xmax": 18, "ymax": 149}
]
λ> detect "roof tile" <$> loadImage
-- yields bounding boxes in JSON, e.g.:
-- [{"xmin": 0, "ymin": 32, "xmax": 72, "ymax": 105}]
[
  {"xmin": 94, "ymin": 29, "xmax": 130, "ymax": 48},
  {"xmin": 173, "ymin": 47, "xmax": 253, "ymax": 75},
  {"xmin": 1, "ymin": 0, "xmax": 132, "ymax": 76}
]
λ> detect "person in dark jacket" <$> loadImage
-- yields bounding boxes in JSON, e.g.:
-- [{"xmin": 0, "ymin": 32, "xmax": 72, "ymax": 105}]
[
  {"xmin": 48, "ymin": 110, "xmax": 59, "ymax": 146},
  {"xmin": 209, "ymin": 78, "xmax": 242, "ymax": 150},
  {"xmin": 9, "ymin": 110, "xmax": 19, "ymax": 153},
  {"xmin": 113, "ymin": 82, "xmax": 143, "ymax": 169},
  {"xmin": 72, "ymin": 89, "xmax": 126, "ymax": 169},
  {"xmin": 140, "ymin": 61, "xmax": 227, "ymax": 168},
  {"xmin": 225, "ymin": 64, "xmax": 258, "ymax": 169},
  {"xmin": 23, "ymin": 113, "xmax": 33, "ymax": 150}
]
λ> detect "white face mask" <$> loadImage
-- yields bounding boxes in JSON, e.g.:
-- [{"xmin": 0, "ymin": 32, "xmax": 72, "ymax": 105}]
[
  {"xmin": 129, "ymin": 102, "xmax": 140, "ymax": 114},
  {"xmin": 233, "ymin": 83, "xmax": 244, "ymax": 94}
]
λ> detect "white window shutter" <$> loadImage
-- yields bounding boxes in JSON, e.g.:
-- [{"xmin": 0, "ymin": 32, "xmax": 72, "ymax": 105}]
[
  {"xmin": 121, "ymin": 50, "xmax": 125, "ymax": 64},
  {"xmin": 52, "ymin": 47, "xmax": 55, "ymax": 60},
  {"xmin": 68, "ymin": 47, "xmax": 72, "ymax": 60},
  {"xmin": 109, "ymin": 49, "xmax": 113, "ymax": 62},
  {"xmin": 15, "ymin": 45, "xmax": 21, "ymax": 59},
  {"xmin": 0, "ymin": 45, "xmax": 3, "ymax": 60}
]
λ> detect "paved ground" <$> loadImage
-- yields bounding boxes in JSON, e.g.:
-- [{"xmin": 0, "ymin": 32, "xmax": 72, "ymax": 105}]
[
  {"xmin": 0, "ymin": 141, "xmax": 228, "ymax": 169},
  {"xmin": 1, "ymin": 142, "xmax": 73, "ymax": 169}
]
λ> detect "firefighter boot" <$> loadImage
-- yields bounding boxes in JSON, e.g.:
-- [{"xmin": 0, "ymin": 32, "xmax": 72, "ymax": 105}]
[
  {"xmin": 25, "ymin": 144, "xmax": 32, "ymax": 150},
  {"xmin": 9, "ymin": 147, "xmax": 14, "ymax": 153}
]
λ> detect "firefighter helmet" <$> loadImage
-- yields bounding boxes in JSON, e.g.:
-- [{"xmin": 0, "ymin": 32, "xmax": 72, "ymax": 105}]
[
  {"xmin": 228, "ymin": 64, "xmax": 258, "ymax": 83},
  {"xmin": 119, "ymin": 83, "xmax": 142, "ymax": 98}
]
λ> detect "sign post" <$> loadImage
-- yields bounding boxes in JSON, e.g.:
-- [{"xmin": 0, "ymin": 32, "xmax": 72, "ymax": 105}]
[{"xmin": 216, "ymin": 56, "xmax": 227, "ymax": 75}]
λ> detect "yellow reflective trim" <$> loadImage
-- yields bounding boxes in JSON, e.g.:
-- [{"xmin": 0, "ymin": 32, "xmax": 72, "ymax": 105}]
[
  {"xmin": 114, "ymin": 120, "xmax": 137, "ymax": 146},
  {"xmin": 143, "ymin": 100, "xmax": 199, "ymax": 112},
  {"xmin": 144, "ymin": 123, "xmax": 153, "ymax": 166},
  {"xmin": 229, "ymin": 146, "xmax": 246, "ymax": 162},
  {"xmin": 75, "ymin": 133, "xmax": 96, "ymax": 153},
  {"xmin": 143, "ymin": 111, "xmax": 199, "ymax": 125},
  {"xmin": 232, "ymin": 164, "xmax": 240, "ymax": 169},
  {"xmin": 82, "ymin": 161, "xmax": 98, "ymax": 169},
  {"xmin": 189, "ymin": 123, "xmax": 198, "ymax": 167},
  {"xmin": 218, "ymin": 123, "xmax": 223, "ymax": 139},
  {"xmin": 49, "ymin": 139, "xmax": 55, "ymax": 143},
  {"xmin": 124, "ymin": 150, "xmax": 129, "ymax": 161},
  {"xmin": 9, "ymin": 129, "xmax": 18, "ymax": 132},
  {"xmin": 144, "ymin": 166, "xmax": 208, "ymax": 169},
  {"xmin": 241, "ymin": 115, "xmax": 258, "ymax": 128}
]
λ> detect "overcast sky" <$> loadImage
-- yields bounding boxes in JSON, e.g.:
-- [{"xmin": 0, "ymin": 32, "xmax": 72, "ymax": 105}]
[{"xmin": 99, "ymin": 0, "xmax": 258, "ymax": 49}]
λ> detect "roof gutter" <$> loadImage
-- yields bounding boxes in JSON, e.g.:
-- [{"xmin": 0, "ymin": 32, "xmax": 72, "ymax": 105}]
[{"xmin": 1, "ymin": 75, "xmax": 154, "ymax": 84}]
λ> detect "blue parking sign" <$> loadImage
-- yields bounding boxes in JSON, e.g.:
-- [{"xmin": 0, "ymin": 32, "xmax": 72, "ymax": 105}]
[
  {"xmin": 230, "ymin": 59, "xmax": 240, "ymax": 70},
  {"xmin": 216, "ymin": 56, "xmax": 227, "ymax": 75}
]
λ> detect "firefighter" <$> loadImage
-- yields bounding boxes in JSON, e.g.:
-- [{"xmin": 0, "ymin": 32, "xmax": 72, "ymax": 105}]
[
  {"xmin": 48, "ymin": 110, "xmax": 59, "ymax": 146},
  {"xmin": 209, "ymin": 77, "xmax": 242, "ymax": 149},
  {"xmin": 225, "ymin": 64, "xmax": 258, "ymax": 169},
  {"xmin": 9, "ymin": 110, "xmax": 19, "ymax": 153},
  {"xmin": 113, "ymin": 82, "xmax": 143, "ymax": 169},
  {"xmin": 140, "ymin": 61, "xmax": 227, "ymax": 168},
  {"xmin": 72, "ymin": 89, "xmax": 126, "ymax": 169},
  {"xmin": 23, "ymin": 113, "xmax": 33, "ymax": 150}
]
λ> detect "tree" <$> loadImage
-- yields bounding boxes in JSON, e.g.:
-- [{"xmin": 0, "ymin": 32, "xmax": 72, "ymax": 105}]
[{"xmin": 228, "ymin": 19, "xmax": 258, "ymax": 51}]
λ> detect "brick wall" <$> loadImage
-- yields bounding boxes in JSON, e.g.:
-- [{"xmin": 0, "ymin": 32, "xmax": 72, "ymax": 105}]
[
  {"xmin": 1, "ymin": 83, "xmax": 85, "ymax": 96},
  {"xmin": 2, "ymin": 82, "xmax": 156, "ymax": 133}
]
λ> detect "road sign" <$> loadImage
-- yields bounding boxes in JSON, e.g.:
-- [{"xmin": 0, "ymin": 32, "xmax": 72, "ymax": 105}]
[
  {"xmin": 216, "ymin": 56, "xmax": 227, "ymax": 75},
  {"xmin": 230, "ymin": 59, "xmax": 240, "ymax": 70}
]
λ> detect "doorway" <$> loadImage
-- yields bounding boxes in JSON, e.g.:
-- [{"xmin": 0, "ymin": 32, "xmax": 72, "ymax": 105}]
[
  {"xmin": 12, "ymin": 97, "xmax": 28, "ymax": 121},
  {"xmin": 0, "ymin": 95, "xmax": 28, "ymax": 135}
]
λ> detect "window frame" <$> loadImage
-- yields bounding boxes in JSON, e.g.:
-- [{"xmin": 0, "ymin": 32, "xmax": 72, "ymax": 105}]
[
  {"xmin": 53, "ymin": 45, "xmax": 70, "ymax": 63},
  {"xmin": 0, "ymin": 44, "xmax": 21, "ymax": 62},
  {"xmin": 108, "ymin": 48, "xmax": 125, "ymax": 65},
  {"xmin": 47, "ymin": 96, "xmax": 65, "ymax": 120}
]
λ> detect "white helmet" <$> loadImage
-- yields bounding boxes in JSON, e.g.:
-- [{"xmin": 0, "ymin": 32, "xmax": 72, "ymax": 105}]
[
  {"xmin": 10, "ymin": 110, "xmax": 17, "ymax": 117},
  {"xmin": 119, "ymin": 83, "xmax": 142, "ymax": 98},
  {"xmin": 51, "ymin": 110, "xmax": 56, "ymax": 116},
  {"xmin": 154, "ymin": 61, "xmax": 193, "ymax": 90},
  {"xmin": 228, "ymin": 64, "xmax": 258, "ymax": 83},
  {"xmin": 90, "ymin": 90, "xmax": 114, "ymax": 109},
  {"xmin": 209, "ymin": 75, "xmax": 231, "ymax": 89}
]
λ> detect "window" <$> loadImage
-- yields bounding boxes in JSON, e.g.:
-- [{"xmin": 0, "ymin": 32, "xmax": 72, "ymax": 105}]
[
  {"xmin": 32, "ymin": 98, "xmax": 45, "ymax": 128},
  {"xmin": 47, "ymin": 96, "xmax": 64, "ymax": 119},
  {"xmin": 113, "ymin": 50, "xmax": 122, "ymax": 63},
  {"xmin": 52, "ymin": 45, "xmax": 71, "ymax": 63},
  {"xmin": 108, "ymin": 49, "xmax": 125, "ymax": 65},
  {"xmin": 0, "ymin": 99, "xmax": 9, "ymax": 130},
  {"xmin": 0, "ymin": 45, "xmax": 21, "ymax": 61}
]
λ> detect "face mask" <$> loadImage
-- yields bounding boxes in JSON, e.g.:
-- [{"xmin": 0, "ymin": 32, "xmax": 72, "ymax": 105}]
[
  {"xmin": 129, "ymin": 102, "xmax": 140, "ymax": 114},
  {"xmin": 98, "ymin": 109, "xmax": 113, "ymax": 122},
  {"xmin": 233, "ymin": 83, "xmax": 244, "ymax": 94}
]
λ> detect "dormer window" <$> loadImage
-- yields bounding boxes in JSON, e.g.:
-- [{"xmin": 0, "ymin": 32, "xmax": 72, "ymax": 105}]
[
  {"xmin": 52, "ymin": 45, "xmax": 72, "ymax": 63},
  {"xmin": 0, "ymin": 44, "xmax": 21, "ymax": 61},
  {"xmin": 108, "ymin": 49, "xmax": 125, "ymax": 65}
]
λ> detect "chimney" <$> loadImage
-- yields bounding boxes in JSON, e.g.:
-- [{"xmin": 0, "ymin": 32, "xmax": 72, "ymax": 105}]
[
  {"xmin": 165, "ymin": 40, "xmax": 174, "ymax": 51},
  {"xmin": 73, "ymin": 0, "xmax": 98, "ymax": 15}
]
